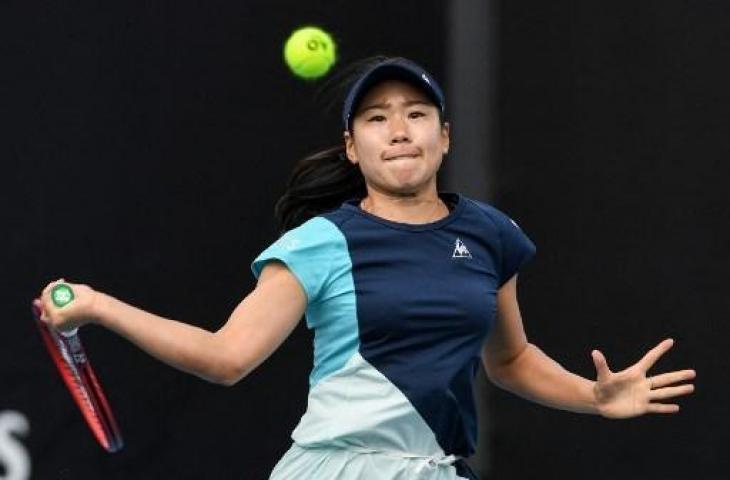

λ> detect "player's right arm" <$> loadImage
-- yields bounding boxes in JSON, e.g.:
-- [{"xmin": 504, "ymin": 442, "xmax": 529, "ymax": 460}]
[{"xmin": 38, "ymin": 260, "xmax": 306, "ymax": 386}]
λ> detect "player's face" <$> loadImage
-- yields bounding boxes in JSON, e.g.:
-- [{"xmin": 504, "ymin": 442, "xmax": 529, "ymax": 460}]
[{"xmin": 344, "ymin": 80, "xmax": 450, "ymax": 197}]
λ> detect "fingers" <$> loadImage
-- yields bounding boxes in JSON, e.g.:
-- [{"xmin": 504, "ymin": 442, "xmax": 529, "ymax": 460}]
[
  {"xmin": 650, "ymin": 369, "xmax": 696, "ymax": 389},
  {"xmin": 32, "ymin": 298, "xmax": 45, "ymax": 322},
  {"xmin": 647, "ymin": 403, "xmax": 680, "ymax": 414},
  {"xmin": 38, "ymin": 278, "xmax": 69, "ymax": 323},
  {"xmin": 41, "ymin": 282, "xmax": 53, "ymax": 299},
  {"xmin": 39, "ymin": 282, "xmax": 56, "ymax": 321},
  {"xmin": 591, "ymin": 349, "xmax": 612, "ymax": 380},
  {"xmin": 650, "ymin": 383, "xmax": 695, "ymax": 401},
  {"xmin": 639, "ymin": 338, "xmax": 674, "ymax": 371},
  {"xmin": 646, "ymin": 367, "xmax": 695, "ymax": 414}
]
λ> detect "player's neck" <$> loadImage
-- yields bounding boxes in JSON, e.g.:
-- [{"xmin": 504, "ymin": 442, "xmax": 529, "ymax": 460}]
[{"xmin": 359, "ymin": 188, "xmax": 450, "ymax": 225}]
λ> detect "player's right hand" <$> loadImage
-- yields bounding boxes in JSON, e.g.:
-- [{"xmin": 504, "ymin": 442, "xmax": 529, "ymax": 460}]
[{"xmin": 36, "ymin": 279, "xmax": 100, "ymax": 333}]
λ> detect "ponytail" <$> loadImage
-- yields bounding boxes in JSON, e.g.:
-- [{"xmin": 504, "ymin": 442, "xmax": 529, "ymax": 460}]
[{"xmin": 274, "ymin": 145, "xmax": 366, "ymax": 232}]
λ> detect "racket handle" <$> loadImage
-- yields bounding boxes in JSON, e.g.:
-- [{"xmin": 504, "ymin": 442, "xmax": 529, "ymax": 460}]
[
  {"xmin": 60, "ymin": 328, "xmax": 80, "ymax": 337},
  {"xmin": 50, "ymin": 284, "xmax": 79, "ymax": 336}
]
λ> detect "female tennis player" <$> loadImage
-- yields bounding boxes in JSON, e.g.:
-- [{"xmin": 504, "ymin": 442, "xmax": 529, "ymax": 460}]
[{"xmin": 37, "ymin": 57, "xmax": 696, "ymax": 479}]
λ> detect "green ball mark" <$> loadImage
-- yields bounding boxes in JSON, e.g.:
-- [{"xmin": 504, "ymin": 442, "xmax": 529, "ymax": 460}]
[{"xmin": 51, "ymin": 284, "xmax": 75, "ymax": 308}]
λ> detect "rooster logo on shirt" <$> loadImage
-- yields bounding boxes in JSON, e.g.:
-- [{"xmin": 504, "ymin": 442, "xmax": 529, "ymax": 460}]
[{"xmin": 452, "ymin": 238, "xmax": 472, "ymax": 259}]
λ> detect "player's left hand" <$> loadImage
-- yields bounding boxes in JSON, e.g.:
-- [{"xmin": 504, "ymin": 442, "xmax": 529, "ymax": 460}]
[{"xmin": 591, "ymin": 338, "xmax": 695, "ymax": 419}]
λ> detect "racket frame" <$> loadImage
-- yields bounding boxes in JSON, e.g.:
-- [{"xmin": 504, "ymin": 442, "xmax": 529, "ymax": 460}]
[{"xmin": 32, "ymin": 302, "xmax": 123, "ymax": 453}]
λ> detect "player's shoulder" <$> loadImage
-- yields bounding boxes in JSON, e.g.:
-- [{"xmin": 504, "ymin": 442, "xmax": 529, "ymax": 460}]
[
  {"xmin": 279, "ymin": 216, "xmax": 335, "ymax": 240},
  {"xmin": 319, "ymin": 200, "xmax": 360, "ymax": 228},
  {"xmin": 289, "ymin": 215, "xmax": 336, "ymax": 233},
  {"xmin": 461, "ymin": 196, "xmax": 515, "ymax": 227}
]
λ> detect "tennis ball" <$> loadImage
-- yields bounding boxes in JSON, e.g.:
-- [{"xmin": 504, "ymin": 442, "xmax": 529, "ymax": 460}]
[{"xmin": 284, "ymin": 26, "xmax": 336, "ymax": 80}]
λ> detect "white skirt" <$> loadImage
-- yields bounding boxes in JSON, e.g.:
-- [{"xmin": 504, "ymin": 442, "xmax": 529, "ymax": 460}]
[{"xmin": 269, "ymin": 443, "xmax": 472, "ymax": 480}]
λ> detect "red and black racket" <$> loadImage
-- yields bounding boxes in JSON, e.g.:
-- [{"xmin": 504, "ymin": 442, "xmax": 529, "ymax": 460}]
[{"xmin": 33, "ymin": 284, "xmax": 123, "ymax": 452}]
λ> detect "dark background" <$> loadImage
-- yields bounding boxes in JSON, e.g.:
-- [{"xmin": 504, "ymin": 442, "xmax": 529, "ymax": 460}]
[
  {"xmin": 491, "ymin": 2, "xmax": 728, "ymax": 478},
  {"xmin": 2, "ymin": 1, "xmax": 727, "ymax": 479}
]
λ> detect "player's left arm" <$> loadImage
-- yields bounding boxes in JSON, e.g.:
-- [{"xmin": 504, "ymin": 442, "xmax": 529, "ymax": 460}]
[{"xmin": 481, "ymin": 275, "xmax": 696, "ymax": 418}]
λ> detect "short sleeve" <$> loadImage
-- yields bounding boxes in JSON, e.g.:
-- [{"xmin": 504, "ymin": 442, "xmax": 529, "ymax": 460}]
[
  {"xmin": 472, "ymin": 201, "xmax": 537, "ymax": 286},
  {"xmin": 250, "ymin": 217, "xmax": 344, "ymax": 303},
  {"xmin": 497, "ymin": 215, "xmax": 536, "ymax": 286}
]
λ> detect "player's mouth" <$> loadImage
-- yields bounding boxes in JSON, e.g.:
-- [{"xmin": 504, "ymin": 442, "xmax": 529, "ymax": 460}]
[{"xmin": 383, "ymin": 148, "xmax": 421, "ymax": 161}]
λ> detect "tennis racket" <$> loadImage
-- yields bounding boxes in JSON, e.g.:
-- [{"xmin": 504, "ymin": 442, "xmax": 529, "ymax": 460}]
[{"xmin": 33, "ymin": 284, "xmax": 124, "ymax": 452}]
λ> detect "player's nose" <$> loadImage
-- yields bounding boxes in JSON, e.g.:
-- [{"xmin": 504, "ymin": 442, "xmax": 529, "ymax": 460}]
[{"xmin": 389, "ymin": 115, "xmax": 410, "ymax": 144}]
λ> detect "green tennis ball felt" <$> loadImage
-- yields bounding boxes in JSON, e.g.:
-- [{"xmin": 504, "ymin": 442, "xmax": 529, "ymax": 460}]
[{"xmin": 284, "ymin": 26, "xmax": 336, "ymax": 80}]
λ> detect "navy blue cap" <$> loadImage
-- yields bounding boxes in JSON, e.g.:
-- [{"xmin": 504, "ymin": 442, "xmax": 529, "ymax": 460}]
[{"xmin": 342, "ymin": 57, "xmax": 446, "ymax": 131}]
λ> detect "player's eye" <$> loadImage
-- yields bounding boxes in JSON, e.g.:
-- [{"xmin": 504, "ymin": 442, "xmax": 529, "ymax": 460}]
[
  {"xmin": 408, "ymin": 111, "xmax": 426, "ymax": 119},
  {"xmin": 368, "ymin": 115, "xmax": 386, "ymax": 122}
]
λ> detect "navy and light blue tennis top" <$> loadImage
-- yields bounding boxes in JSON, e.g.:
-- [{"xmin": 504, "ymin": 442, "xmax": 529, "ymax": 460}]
[{"xmin": 251, "ymin": 192, "xmax": 535, "ymax": 459}]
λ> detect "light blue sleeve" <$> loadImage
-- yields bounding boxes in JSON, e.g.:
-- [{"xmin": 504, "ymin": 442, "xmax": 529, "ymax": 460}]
[{"xmin": 250, "ymin": 217, "xmax": 344, "ymax": 304}]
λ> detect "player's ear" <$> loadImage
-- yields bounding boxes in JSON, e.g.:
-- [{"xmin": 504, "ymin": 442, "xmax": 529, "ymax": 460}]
[
  {"xmin": 343, "ymin": 131, "xmax": 358, "ymax": 164},
  {"xmin": 440, "ymin": 122, "xmax": 450, "ymax": 155}
]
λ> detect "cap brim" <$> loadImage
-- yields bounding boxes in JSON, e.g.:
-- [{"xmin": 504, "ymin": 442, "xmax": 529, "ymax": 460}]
[{"xmin": 343, "ymin": 59, "xmax": 445, "ymax": 131}]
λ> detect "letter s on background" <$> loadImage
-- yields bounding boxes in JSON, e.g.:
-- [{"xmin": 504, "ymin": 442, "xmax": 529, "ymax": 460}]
[{"xmin": 0, "ymin": 411, "xmax": 31, "ymax": 480}]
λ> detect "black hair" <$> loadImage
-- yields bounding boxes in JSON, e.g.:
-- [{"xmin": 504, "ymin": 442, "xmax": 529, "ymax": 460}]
[
  {"xmin": 273, "ymin": 145, "xmax": 366, "ymax": 232},
  {"xmin": 274, "ymin": 56, "xmax": 444, "ymax": 232}
]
